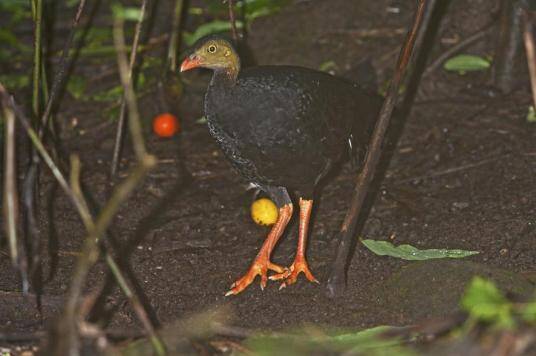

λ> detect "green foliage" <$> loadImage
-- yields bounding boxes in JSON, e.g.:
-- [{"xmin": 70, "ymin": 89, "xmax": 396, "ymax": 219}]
[
  {"xmin": 66, "ymin": 75, "xmax": 87, "ymax": 100},
  {"xmin": 361, "ymin": 239, "xmax": 479, "ymax": 260},
  {"xmin": 184, "ymin": 0, "xmax": 289, "ymax": 45},
  {"xmin": 461, "ymin": 277, "xmax": 515, "ymax": 328},
  {"xmin": 527, "ymin": 106, "xmax": 536, "ymax": 123},
  {"xmin": 0, "ymin": 74, "xmax": 30, "ymax": 91},
  {"xmin": 184, "ymin": 21, "xmax": 244, "ymax": 46},
  {"xmin": 0, "ymin": 0, "xmax": 31, "ymax": 25},
  {"xmin": 443, "ymin": 54, "xmax": 491, "ymax": 74},
  {"xmin": 111, "ymin": 4, "xmax": 144, "ymax": 22},
  {"xmin": 318, "ymin": 60, "xmax": 337, "ymax": 73},
  {"xmin": 90, "ymin": 85, "xmax": 123, "ymax": 102},
  {"xmin": 244, "ymin": 326, "xmax": 417, "ymax": 356},
  {"xmin": 200, "ymin": 0, "xmax": 289, "ymax": 20},
  {"xmin": 77, "ymin": 27, "xmax": 112, "ymax": 51},
  {"xmin": 0, "ymin": 0, "xmax": 31, "ymax": 61},
  {"xmin": 239, "ymin": 0, "xmax": 290, "ymax": 21},
  {"xmin": 330, "ymin": 326, "xmax": 408, "ymax": 352},
  {"xmin": 0, "ymin": 29, "xmax": 20, "ymax": 47},
  {"xmin": 195, "ymin": 116, "xmax": 207, "ymax": 124},
  {"xmin": 460, "ymin": 276, "xmax": 536, "ymax": 328},
  {"xmin": 522, "ymin": 301, "xmax": 536, "ymax": 323}
]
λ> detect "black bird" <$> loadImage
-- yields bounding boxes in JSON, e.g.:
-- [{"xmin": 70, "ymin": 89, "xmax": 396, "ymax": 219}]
[{"xmin": 180, "ymin": 36, "xmax": 381, "ymax": 295}]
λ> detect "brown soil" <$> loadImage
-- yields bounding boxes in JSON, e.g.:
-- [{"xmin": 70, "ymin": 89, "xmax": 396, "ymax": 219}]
[{"xmin": 1, "ymin": 0, "xmax": 535, "ymax": 342}]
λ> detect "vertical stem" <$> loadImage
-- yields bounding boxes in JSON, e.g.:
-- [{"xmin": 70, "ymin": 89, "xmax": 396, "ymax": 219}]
[
  {"xmin": 113, "ymin": 15, "xmax": 148, "ymax": 161},
  {"xmin": 31, "ymin": 0, "xmax": 43, "ymax": 120},
  {"xmin": 168, "ymin": 0, "xmax": 184, "ymax": 71},
  {"xmin": 110, "ymin": 0, "xmax": 149, "ymax": 177},
  {"xmin": 1, "ymin": 85, "xmax": 19, "ymax": 265},
  {"xmin": 522, "ymin": 9, "xmax": 536, "ymax": 108},
  {"xmin": 492, "ymin": 0, "xmax": 524, "ymax": 93},
  {"xmin": 39, "ymin": 0, "xmax": 88, "ymax": 138},
  {"xmin": 228, "ymin": 0, "xmax": 239, "ymax": 42}
]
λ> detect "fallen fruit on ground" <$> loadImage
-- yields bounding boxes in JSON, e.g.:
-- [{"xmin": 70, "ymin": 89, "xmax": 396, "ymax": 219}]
[
  {"xmin": 153, "ymin": 113, "xmax": 179, "ymax": 137},
  {"xmin": 251, "ymin": 198, "xmax": 279, "ymax": 226}
]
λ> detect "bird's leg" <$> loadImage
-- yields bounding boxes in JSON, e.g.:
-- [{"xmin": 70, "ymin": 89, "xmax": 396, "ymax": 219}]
[
  {"xmin": 271, "ymin": 198, "xmax": 318, "ymax": 287},
  {"xmin": 225, "ymin": 203, "xmax": 293, "ymax": 296}
]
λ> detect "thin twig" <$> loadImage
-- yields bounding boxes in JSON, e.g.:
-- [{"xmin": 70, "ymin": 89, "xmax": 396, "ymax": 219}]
[
  {"xmin": 168, "ymin": 0, "xmax": 184, "ymax": 71},
  {"xmin": 25, "ymin": 0, "xmax": 88, "ymax": 284},
  {"xmin": 31, "ymin": 0, "xmax": 43, "ymax": 119},
  {"xmin": 0, "ymin": 85, "xmax": 19, "ymax": 266},
  {"xmin": 522, "ymin": 8, "xmax": 536, "ymax": 109},
  {"xmin": 13, "ymin": 105, "xmax": 91, "ymax": 221},
  {"xmin": 5, "ymin": 87, "xmax": 161, "ymax": 355},
  {"xmin": 423, "ymin": 24, "xmax": 492, "ymax": 77},
  {"xmin": 111, "ymin": 11, "xmax": 165, "ymax": 355},
  {"xmin": 326, "ymin": 0, "xmax": 438, "ymax": 298},
  {"xmin": 227, "ymin": 0, "xmax": 239, "ymax": 42},
  {"xmin": 110, "ymin": 0, "xmax": 148, "ymax": 177},
  {"xmin": 62, "ymin": 144, "xmax": 157, "ymax": 354},
  {"xmin": 24, "ymin": 0, "xmax": 45, "ymax": 293},
  {"xmin": 38, "ymin": 0, "xmax": 87, "ymax": 138}
]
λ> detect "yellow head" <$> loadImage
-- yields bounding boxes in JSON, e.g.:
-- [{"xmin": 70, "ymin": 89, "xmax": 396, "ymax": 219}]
[{"xmin": 180, "ymin": 37, "xmax": 240, "ymax": 80}]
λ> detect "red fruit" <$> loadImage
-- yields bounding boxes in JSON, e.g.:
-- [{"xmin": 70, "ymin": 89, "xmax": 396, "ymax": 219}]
[{"xmin": 153, "ymin": 113, "xmax": 179, "ymax": 137}]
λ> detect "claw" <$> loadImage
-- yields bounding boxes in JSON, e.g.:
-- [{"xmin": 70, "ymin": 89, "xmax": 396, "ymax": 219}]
[
  {"xmin": 225, "ymin": 259, "xmax": 287, "ymax": 296},
  {"xmin": 276, "ymin": 258, "xmax": 319, "ymax": 289},
  {"xmin": 269, "ymin": 269, "xmax": 290, "ymax": 281}
]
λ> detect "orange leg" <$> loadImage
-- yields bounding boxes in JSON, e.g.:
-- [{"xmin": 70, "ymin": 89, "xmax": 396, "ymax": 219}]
[
  {"xmin": 225, "ymin": 203, "xmax": 293, "ymax": 296},
  {"xmin": 271, "ymin": 198, "xmax": 318, "ymax": 287}
]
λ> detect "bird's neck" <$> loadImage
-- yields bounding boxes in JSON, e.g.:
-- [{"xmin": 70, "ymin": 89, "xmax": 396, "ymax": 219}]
[{"xmin": 211, "ymin": 53, "xmax": 240, "ymax": 87}]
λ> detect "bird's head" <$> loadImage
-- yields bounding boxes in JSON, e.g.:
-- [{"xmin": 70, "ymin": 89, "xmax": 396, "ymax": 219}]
[{"xmin": 180, "ymin": 36, "xmax": 240, "ymax": 81}]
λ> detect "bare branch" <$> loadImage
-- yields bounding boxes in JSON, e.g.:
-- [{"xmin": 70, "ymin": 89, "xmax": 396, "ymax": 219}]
[
  {"xmin": 228, "ymin": 0, "xmax": 239, "ymax": 42},
  {"xmin": 326, "ymin": 0, "xmax": 438, "ymax": 298},
  {"xmin": 0, "ymin": 85, "xmax": 19, "ymax": 266},
  {"xmin": 522, "ymin": 8, "xmax": 536, "ymax": 109},
  {"xmin": 168, "ymin": 0, "xmax": 185, "ymax": 71},
  {"xmin": 110, "ymin": 0, "xmax": 149, "ymax": 177}
]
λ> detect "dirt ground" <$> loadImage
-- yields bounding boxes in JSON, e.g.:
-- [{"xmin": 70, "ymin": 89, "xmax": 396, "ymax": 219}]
[{"xmin": 1, "ymin": 0, "xmax": 536, "ymax": 341}]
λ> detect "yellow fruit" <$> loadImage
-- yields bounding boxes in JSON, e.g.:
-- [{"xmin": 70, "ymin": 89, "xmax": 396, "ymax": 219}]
[{"xmin": 251, "ymin": 198, "xmax": 279, "ymax": 226}]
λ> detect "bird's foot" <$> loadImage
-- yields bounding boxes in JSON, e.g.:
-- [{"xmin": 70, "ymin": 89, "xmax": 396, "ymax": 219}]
[
  {"xmin": 225, "ymin": 257, "xmax": 287, "ymax": 296},
  {"xmin": 270, "ymin": 257, "xmax": 319, "ymax": 288}
]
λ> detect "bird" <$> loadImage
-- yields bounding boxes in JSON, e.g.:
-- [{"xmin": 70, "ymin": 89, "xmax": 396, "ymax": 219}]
[{"xmin": 180, "ymin": 36, "xmax": 382, "ymax": 296}]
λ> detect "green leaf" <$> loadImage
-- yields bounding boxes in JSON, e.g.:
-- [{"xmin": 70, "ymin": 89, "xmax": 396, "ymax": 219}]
[
  {"xmin": 240, "ymin": 0, "xmax": 290, "ymax": 21},
  {"xmin": 66, "ymin": 75, "xmax": 87, "ymax": 99},
  {"xmin": 91, "ymin": 85, "xmax": 123, "ymax": 102},
  {"xmin": 527, "ymin": 106, "xmax": 536, "ymax": 123},
  {"xmin": 245, "ymin": 326, "xmax": 416, "ymax": 356},
  {"xmin": 522, "ymin": 301, "xmax": 536, "ymax": 323},
  {"xmin": 331, "ymin": 326, "xmax": 397, "ymax": 348},
  {"xmin": 0, "ymin": 74, "xmax": 29, "ymax": 90},
  {"xmin": 0, "ymin": 29, "xmax": 19, "ymax": 46},
  {"xmin": 461, "ymin": 277, "xmax": 515, "ymax": 328},
  {"xmin": 319, "ymin": 60, "xmax": 337, "ymax": 73},
  {"xmin": 183, "ymin": 20, "xmax": 244, "ymax": 46},
  {"xmin": 195, "ymin": 116, "xmax": 207, "ymax": 124},
  {"xmin": 111, "ymin": 4, "xmax": 143, "ymax": 21},
  {"xmin": 361, "ymin": 239, "xmax": 479, "ymax": 260},
  {"xmin": 443, "ymin": 54, "xmax": 491, "ymax": 73}
]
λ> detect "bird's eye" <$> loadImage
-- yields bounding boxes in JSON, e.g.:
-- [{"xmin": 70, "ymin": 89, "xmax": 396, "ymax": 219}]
[{"xmin": 207, "ymin": 45, "xmax": 217, "ymax": 53}]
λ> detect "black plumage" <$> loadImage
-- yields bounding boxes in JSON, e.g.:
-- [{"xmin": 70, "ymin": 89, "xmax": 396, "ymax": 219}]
[
  {"xmin": 180, "ymin": 36, "xmax": 381, "ymax": 295},
  {"xmin": 206, "ymin": 65, "xmax": 381, "ymax": 200}
]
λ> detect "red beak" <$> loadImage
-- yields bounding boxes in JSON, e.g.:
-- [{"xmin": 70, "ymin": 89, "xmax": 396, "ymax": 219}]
[{"xmin": 180, "ymin": 56, "xmax": 201, "ymax": 72}]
